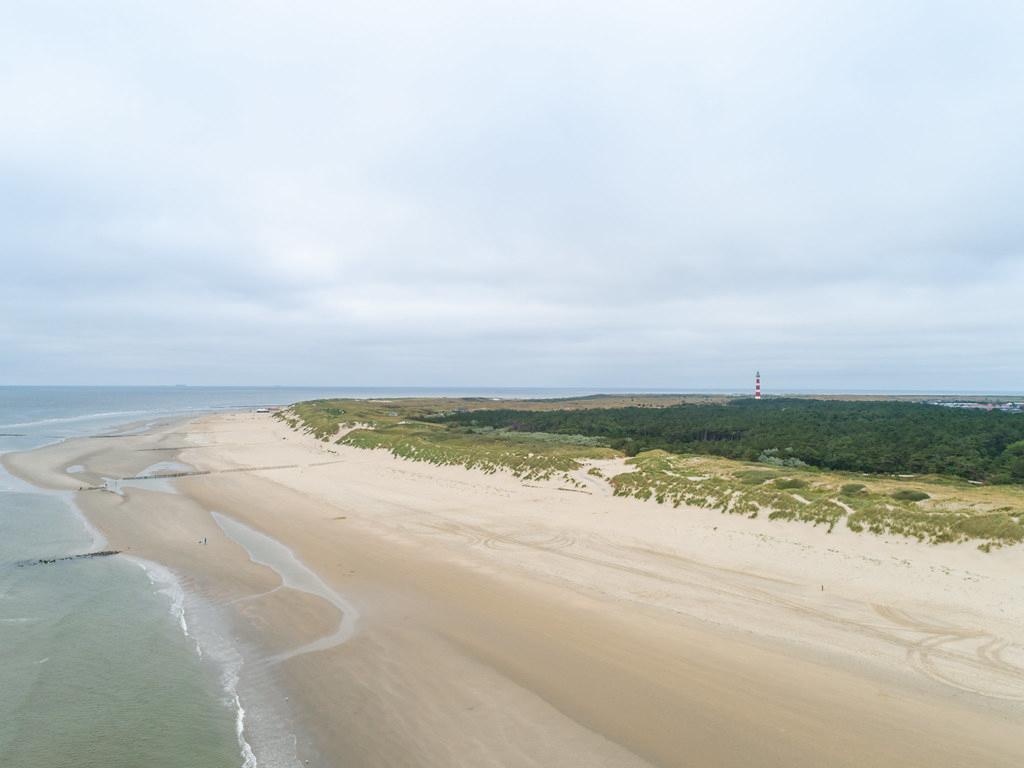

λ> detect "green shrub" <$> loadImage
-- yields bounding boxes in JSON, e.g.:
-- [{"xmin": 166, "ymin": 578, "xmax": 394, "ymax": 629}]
[
  {"xmin": 841, "ymin": 483, "xmax": 866, "ymax": 495},
  {"xmin": 891, "ymin": 489, "xmax": 930, "ymax": 502},
  {"xmin": 774, "ymin": 478, "xmax": 808, "ymax": 489}
]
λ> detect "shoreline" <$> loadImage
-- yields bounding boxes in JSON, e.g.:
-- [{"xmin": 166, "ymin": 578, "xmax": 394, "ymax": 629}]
[
  {"xmin": 5, "ymin": 411, "xmax": 1024, "ymax": 766},
  {"xmin": 2, "ymin": 416, "xmax": 303, "ymax": 767},
  {"xmin": 119, "ymin": 548, "xmax": 261, "ymax": 768}
]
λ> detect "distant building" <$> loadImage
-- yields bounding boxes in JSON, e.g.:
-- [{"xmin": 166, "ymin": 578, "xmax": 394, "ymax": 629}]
[{"xmin": 929, "ymin": 400, "xmax": 1022, "ymax": 413}]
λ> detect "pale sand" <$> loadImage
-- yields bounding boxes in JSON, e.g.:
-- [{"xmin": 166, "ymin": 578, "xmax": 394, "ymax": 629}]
[{"xmin": 6, "ymin": 411, "xmax": 1024, "ymax": 767}]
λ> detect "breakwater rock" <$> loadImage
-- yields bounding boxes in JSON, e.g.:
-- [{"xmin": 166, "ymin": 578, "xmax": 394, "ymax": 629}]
[{"xmin": 17, "ymin": 550, "xmax": 121, "ymax": 567}]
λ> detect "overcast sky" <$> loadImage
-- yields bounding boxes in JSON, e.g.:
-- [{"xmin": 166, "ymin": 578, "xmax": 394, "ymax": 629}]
[{"xmin": 2, "ymin": 1, "xmax": 1022, "ymax": 391}]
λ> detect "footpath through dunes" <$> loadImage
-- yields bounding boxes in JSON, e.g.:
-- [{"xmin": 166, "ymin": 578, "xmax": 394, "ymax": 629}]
[{"xmin": 6, "ymin": 410, "xmax": 1024, "ymax": 767}]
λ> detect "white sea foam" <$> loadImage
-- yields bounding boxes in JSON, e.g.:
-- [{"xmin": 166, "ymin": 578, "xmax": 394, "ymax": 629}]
[
  {"xmin": 125, "ymin": 555, "xmax": 274, "ymax": 768},
  {"xmin": 0, "ymin": 410, "xmax": 154, "ymax": 430},
  {"xmin": 64, "ymin": 451, "xmax": 265, "ymax": 767},
  {"xmin": 202, "ymin": 619, "xmax": 266, "ymax": 768},
  {"xmin": 69, "ymin": 495, "xmax": 107, "ymax": 550},
  {"xmin": 208, "ymin": 511, "xmax": 362, "ymax": 766},
  {"xmin": 1, "ymin": 394, "xmax": 332, "ymax": 768},
  {"xmin": 226, "ymin": 665, "xmax": 259, "ymax": 768},
  {"xmin": 126, "ymin": 556, "xmax": 192, "ymax": 642},
  {"xmin": 53, "ymin": 493, "xmax": 109, "ymax": 552}
]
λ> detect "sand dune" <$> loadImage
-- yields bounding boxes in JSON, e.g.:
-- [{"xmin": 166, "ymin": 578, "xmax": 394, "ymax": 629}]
[{"xmin": 6, "ymin": 411, "xmax": 1024, "ymax": 766}]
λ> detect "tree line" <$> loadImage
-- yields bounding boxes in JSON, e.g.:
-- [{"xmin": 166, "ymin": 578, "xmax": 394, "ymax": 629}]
[{"xmin": 433, "ymin": 399, "xmax": 1024, "ymax": 483}]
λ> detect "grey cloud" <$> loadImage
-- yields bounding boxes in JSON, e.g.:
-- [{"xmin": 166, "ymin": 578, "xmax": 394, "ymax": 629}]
[{"xmin": 1, "ymin": 1, "xmax": 1022, "ymax": 389}]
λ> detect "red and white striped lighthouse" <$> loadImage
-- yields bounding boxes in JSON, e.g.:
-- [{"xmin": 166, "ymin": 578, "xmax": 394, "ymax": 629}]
[{"xmin": 755, "ymin": 371, "xmax": 761, "ymax": 400}]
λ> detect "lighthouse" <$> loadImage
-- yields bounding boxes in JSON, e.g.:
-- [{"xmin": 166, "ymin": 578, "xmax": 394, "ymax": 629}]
[{"xmin": 755, "ymin": 371, "xmax": 761, "ymax": 400}]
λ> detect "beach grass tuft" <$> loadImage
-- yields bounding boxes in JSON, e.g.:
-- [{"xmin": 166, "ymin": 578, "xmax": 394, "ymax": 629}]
[{"xmin": 281, "ymin": 399, "xmax": 1024, "ymax": 549}]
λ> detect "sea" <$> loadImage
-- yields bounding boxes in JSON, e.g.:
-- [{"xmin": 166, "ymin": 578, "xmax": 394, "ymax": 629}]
[{"xmin": 0, "ymin": 385, "xmax": 615, "ymax": 767}]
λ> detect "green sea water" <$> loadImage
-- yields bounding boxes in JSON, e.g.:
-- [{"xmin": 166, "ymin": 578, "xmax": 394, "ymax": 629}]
[
  {"xmin": 0, "ymin": 442, "xmax": 243, "ymax": 765},
  {"xmin": 0, "ymin": 488, "xmax": 240, "ymax": 766},
  {"xmin": 0, "ymin": 387, "xmax": 360, "ymax": 767},
  {"xmin": 1, "ymin": 386, "xmax": 593, "ymax": 766}
]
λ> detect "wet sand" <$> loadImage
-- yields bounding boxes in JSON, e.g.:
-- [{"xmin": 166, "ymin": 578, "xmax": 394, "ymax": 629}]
[{"xmin": 6, "ymin": 411, "xmax": 1024, "ymax": 766}]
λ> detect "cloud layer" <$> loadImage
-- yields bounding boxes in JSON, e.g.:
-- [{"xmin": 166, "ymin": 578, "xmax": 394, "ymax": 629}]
[{"xmin": 2, "ymin": 1, "xmax": 1022, "ymax": 390}]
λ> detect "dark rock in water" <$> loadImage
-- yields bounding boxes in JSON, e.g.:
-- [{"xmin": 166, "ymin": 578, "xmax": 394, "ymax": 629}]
[{"xmin": 16, "ymin": 550, "xmax": 121, "ymax": 567}]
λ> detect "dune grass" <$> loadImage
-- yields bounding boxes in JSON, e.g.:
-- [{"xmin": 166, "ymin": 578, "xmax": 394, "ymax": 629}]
[
  {"xmin": 279, "ymin": 399, "xmax": 1024, "ymax": 549},
  {"xmin": 341, "ymin": 423, "xmax": 617, "ymax": 481},
  {"xmin": 612, "ymin": 451, "xmax": 1024, "ymax": 547}
]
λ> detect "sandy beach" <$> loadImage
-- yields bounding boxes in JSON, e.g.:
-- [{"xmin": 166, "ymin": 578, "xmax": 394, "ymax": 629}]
[{"xmin": 6, "ymin": 410, "xmax": 1024, "ymax": 767}]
